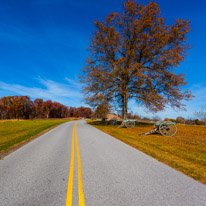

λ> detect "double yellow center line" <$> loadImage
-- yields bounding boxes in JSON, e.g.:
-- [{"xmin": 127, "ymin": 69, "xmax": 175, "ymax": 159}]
[{"xmin": 66, "ymin": 122, "xmax": 85, "ymax": 206}]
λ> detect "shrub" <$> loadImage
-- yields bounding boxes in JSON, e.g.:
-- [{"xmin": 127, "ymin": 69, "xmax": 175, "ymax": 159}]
[
  {"xmin": 195, "ymin": 119, "xmax": 205, "ymax": 125},
  {"xmin": 142, "ymin": 117, "xmax": 152, "ymax": 121},
  {"xmin": 176, "ymin": 117, "xmax": 185, "ymax": 124},
  {"xmin": 152, "ymin": 115, "xmax": 161, "ymax": 121},
  {"xmin": 164, "ymin": 118, "xmax": 176, "ymax": 122},
  {"xmin": 185, "ymin": 119, "xmax": 195, "ymax": 125}
]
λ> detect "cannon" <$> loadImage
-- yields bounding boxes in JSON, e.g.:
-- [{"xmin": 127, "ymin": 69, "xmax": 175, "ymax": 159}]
[
  {"xmin": 141, "ymin": 121, "xmax": 177, "ymax": 137},
  {"xmin": 118, "ymin": 119, "xmax": 136, "ymax": 128}
]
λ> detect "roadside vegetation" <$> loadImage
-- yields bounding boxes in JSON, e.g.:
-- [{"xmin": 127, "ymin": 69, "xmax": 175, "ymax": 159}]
[
  {"xmin": 0, "ymin": 119, "xmax": 74, "ymax": 156},
  {"xmin": 88, "ymin": 120, "xmax": 206, "ymax": 185},
  {"xmin": 0, "ymin": 96, "xmax": 92, "ymax": 120}
]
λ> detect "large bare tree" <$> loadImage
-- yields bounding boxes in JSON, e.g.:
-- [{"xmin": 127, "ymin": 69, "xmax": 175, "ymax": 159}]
[{"xmin": 80, "ymin": 0, "xmax": 192, "ymax": 120}]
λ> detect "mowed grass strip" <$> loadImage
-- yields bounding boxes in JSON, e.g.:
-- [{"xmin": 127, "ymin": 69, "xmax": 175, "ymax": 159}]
[
  {"xmin": 0, "ymin": 119, "xmax": 71, "ymax": 154},
  {"xmin": 88, "ymin": 120, "xmax": 206, "ymax": 185}
]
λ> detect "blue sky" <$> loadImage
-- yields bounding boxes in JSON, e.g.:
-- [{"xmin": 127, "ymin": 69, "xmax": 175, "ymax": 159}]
[{"xmin": 0, "ymin": 0, "xmax": 206, "ymax": 119}]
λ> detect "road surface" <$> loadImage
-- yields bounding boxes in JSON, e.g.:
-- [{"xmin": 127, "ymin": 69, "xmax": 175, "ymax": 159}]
[{"xmin": 0, "ymin": 120, "xmax": 206, "ymax": 206}]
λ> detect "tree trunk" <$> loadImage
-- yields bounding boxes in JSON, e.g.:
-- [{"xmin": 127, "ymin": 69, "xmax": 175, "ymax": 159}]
[
  {"xmin": 47, "ymin": 110, "xmax": 50, "ymax": 118},
  {"xmin": 122, "ymin": 93, "xmax": 128, "ymax": 120}
]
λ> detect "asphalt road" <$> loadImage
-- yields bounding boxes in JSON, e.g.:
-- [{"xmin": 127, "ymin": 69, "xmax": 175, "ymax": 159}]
[{"xmin": 0, "ymin": 120, "xmax": 206, "ymax": 206}]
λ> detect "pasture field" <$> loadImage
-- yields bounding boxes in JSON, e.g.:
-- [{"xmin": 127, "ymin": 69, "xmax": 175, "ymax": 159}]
[
  {"xmin": 0, "ymin": 118, "xmax": 74, "ymax": 156},
  {"xmin": 88, "ymin": 120, "xmax": 206, "ymax": 184}
]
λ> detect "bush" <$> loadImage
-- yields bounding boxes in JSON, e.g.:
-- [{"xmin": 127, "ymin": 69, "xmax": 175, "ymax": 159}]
[
  {"xmin": 142, "ymin": 117, "xmax": 152, "ymax": 121},
  {"xmin": 176, "ymin": 117, "xmax": 185, "ymax": 124},
  {"xmin": 195, "ymin": 119, "xmax": 205, "ymax": 125},
  {"xmin": 127, "ymin": 113, "xmax": 141, "ymax": 120},
  {"xmin": 185, "ymin": 119, "xmax": 195, "ymax": 125},
  {"xmin": 152, "ymin": 115, "xmax": 161, "ymax": 121},
  {"xmin": 164, "ymin": 118, "xmax": 176, "ymax": 122}
]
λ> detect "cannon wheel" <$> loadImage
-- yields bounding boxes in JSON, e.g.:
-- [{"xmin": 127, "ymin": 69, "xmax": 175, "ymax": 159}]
[
  {"xmin": 159, "ymin": 121, "xmax": 177, "ymax": 137},
  {"xmin": 125, "ymin": 121, "xmax": 135, "ymax": 128}
]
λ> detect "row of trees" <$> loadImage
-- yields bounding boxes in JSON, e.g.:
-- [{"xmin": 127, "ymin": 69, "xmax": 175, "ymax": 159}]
[{"xmin": 0, "ymin": 96, "xmax": 92, "ymax": 119}]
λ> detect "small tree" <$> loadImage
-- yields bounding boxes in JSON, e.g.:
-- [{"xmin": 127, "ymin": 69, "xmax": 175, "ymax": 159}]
[
  {"xmin": 176, "ymin": 116, "xmax": 185, "ymax": 124},
  {"xmin": 43, "ymin": 100, "xmax": 53, "ymax": 118},
  {"xmin": 194, "ymin": 106, "xmax": 206, "ymax": 125},
  {"xmin": 95, "ymin": 102, "xmax": 111, "ymax": 118},
  {"xmin": 0, "ymin": 101, "xmax": 7, "ymax": 119},
  {"xmin": 34, "ymin": 98, "xmax": 44, "ymax": 118},
  {"xmin": 80, "ymin": 0, "xmax": 192, "ymax": 120},
  {"xmin": 152, "ymin": 115, "xmax": 161, "ymax": 121}
]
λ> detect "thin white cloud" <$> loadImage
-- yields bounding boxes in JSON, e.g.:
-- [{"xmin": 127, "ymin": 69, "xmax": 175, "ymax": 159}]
[
  {"xmin": 0, "ymin": 77, "xmax": 83, "ymax": 106},
  {"xmin": 191, "ymin": 86, "xmax": 206, "ymax": 106},
  {"xmin": 65, "ymin": 77, "xmax": 82, "ymax": 89},
  {"xmin": 129, "ymin": 84, "xmax": 206, "ymax": 119},
  {"xmin": 1, "ymin": 79, "xmax": 205, "ymax": 118}
]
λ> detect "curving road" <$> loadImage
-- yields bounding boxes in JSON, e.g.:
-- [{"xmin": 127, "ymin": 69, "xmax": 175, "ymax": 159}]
[{"xmin": 0, "ymin": 120, "xmax": 206, "ymax": 206}]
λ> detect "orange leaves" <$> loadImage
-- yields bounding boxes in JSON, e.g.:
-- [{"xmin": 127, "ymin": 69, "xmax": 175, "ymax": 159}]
[
  {"xmin": 0, "ymin": 96, "xmax": 92, "ymax": 119},
  {"xmin": 80, "ymin": 0, "xmax": 192, "ymax": 118}
]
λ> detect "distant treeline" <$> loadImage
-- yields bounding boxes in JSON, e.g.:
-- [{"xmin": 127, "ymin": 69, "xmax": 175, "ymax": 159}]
[{"xmin": 0, "ymin": 96, "xmax": 92, "ymax": 119}]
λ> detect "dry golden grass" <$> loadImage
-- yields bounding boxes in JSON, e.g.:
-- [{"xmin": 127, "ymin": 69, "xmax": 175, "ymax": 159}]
[
  {"xmin": 88, "ymin": 120, "xmax": 206, "ymax": 185},
  {"xmin": 0, "ymin": 119, "xmax": 26, "ymax": 122}
]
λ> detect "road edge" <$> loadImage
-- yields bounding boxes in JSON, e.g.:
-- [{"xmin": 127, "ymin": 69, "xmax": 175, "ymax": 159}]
[{"xmin": 0, "ymin": 121, "xmax": 71, "ymax": 160}]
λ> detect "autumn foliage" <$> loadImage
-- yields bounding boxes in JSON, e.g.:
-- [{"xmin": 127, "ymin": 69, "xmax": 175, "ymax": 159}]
[
  {"xmin": 0, "ymin": 96, "xmax": 92, "ymax": 119},
  {"xmin": 81, "ymin": 0, "xmax": 192, "ymax": 120}
]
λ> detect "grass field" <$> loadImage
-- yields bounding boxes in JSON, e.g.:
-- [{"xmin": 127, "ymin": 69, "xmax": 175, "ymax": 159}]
[
  {"xmin": 0, "ymin": 119, "xmax": 74, "ymax": 156},
  {"xmin": 88, "ymin": 120, "xmax": 206, "ymax": 185}
]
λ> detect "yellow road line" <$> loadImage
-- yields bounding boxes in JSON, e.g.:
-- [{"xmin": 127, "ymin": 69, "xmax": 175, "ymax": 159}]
[
  {"xmin": 66, "ymin": 122, "xmax": 85, "ymax": 206},
  {"xmin": 65, "ymin": 122, "xmax": 75, "ymax": 206},
  {"xmin": 75, "ymin": 123, "xmax": 85, "ymax": 206}
]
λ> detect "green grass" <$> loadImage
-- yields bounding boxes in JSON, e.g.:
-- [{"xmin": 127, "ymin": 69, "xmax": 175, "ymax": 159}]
[
  {"xmin": 88, "ymin": 120, "xmax": 206, "ymax": 185},
  {"xmin": 0, "ymin": 119, "xmax": 71, "ymax": 154}
]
